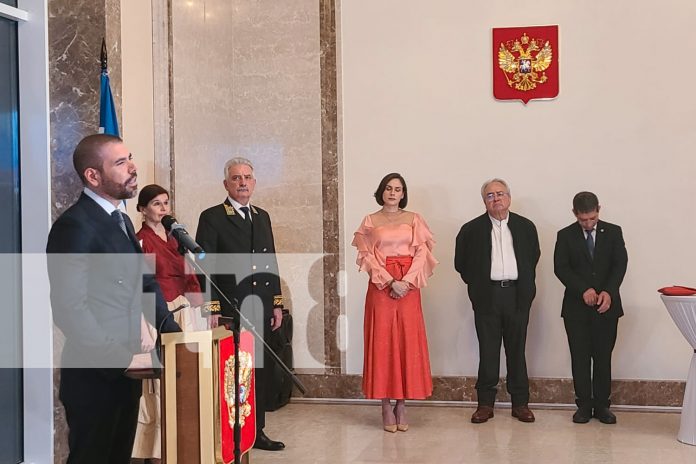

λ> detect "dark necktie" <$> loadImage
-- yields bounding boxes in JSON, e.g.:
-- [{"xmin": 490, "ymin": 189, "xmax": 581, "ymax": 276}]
[
  {"xmin": 585, "ymin": 229, "xmax": 595, "ymax": 259},
  {"xmin": 112, "ymin": 209, "xmax": 138, "ymax": 246},
  {"xmin": 240, "ymin": 206, "xmax": 252, "ymax": 228},
  {"xmin": 111, "ymin": 209, "xmax": 129, "ymax": 237}
]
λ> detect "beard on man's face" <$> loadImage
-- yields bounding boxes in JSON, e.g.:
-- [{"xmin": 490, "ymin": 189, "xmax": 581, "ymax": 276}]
[{"xmin": 101, "ymin": 173, "xmax": 138, "ymax": 200}]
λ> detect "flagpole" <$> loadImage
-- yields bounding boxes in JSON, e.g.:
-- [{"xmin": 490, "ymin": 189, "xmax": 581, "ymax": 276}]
[
  {"xmin": 98, "ymin": 37, "xmax": 120, "ymax": 137},
  {"xmin": 100, "ymin": 38, "xmax": 107, "ymax": 72}
]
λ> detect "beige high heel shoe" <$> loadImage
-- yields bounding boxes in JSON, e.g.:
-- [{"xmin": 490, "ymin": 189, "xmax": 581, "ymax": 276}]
[
  {"xmin": 382, "ymin": 403, "xmax": 397, "ymax": 433},
  {"xmin": 394, "ymin": 404, "xmax": 408, "ymax": 432}
]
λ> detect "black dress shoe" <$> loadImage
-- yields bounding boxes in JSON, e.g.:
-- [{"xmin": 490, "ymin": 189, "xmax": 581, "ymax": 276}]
[
  {"xmin": 253, "ymin": 430, "xmax": 285, "ymax": 451},
  {"xmin": 593, "ymin": 407, "xmax": 617, "ymax": 424},
  {"xmin": 572, "ymin": 407, "xmax": 592, "ymax": 423}
]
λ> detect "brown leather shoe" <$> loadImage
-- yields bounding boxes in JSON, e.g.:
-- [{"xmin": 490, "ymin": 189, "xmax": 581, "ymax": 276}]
[
  {"xmin": 471, "ymin": 405, "xmax": 494, "ymax": 423},
  {"xmin": 511, "ymin": 406, "xmax": 535, "ymax": 423}
]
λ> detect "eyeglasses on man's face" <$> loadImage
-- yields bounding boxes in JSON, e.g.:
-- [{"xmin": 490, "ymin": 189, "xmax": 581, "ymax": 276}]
[{"xmin": 484, "ymin": 191, "xmax": 509, "ymax": 201}]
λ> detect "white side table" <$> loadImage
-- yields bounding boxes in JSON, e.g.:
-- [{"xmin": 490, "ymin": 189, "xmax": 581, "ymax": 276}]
[{"xmin": 661, "ymin": 295, "xmax": 696, "ymax": 445}]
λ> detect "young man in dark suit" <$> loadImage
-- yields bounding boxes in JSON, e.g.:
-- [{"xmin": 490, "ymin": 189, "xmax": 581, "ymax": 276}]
[
  {"xmin": 46, "ymin": 134, "xmax": 179, "ymax": 464},
  {"xmin": 554, "ymin": 191, "xmax": 628, "ymax": 424},
  {"xmin": 196, "ymin": 157, "xmax": 285, "ymax": 451},
  {"xmin": 455, "ymin": 178, "xmax": 540, "ymax": 423}
]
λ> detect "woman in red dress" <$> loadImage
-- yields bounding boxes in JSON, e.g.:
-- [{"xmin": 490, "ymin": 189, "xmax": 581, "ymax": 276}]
[
  {"xmin": 132, "ymin": 184, "xmax": 204, "ymax": 463},
  {"xmin": 352, "ymin": 173, "xmax": 438, "ymax": 432}
]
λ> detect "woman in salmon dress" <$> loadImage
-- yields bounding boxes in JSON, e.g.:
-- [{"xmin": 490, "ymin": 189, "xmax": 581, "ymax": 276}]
[
  {"xmin": 131, "ymin": 184, "xmax": 204, "ymax": 463},
  {"xmin": 352, "ymin": 173, "xmax": 438, "ymax": 432}
]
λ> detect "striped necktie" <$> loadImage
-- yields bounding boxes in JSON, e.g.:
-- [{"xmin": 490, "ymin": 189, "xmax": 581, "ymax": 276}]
[{"xmin": 585, "ymin": 229, "xmax": 595, "ymax": 259}]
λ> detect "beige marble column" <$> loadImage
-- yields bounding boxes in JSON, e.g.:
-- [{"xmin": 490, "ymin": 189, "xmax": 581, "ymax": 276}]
[{"xmin": 169, "ymin": 0, "xmax": 328, "ymax": 370}]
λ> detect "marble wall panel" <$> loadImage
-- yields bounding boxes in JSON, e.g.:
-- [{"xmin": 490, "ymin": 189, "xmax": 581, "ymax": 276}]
[
  {"xmin": 170, "ymin": 0, "xmax": 326, "ymax": 366},
  {"xmin": 171, "ymin": 0, "xmax": 322, "ymax": 247},
  {"xmin": 319, "ymin": 0, "xmax": 341, "ymax": 374},
  {"xmin": 295, "ymin": 375, "xmax": 687, "ymax": 407},
  {"xmin": 48, "ymin": 0, "xmax": 121, "ymax": 217}
]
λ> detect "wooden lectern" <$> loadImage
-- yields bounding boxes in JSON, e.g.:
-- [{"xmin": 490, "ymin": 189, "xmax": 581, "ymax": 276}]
[{"xmin": 161, "ymin": 326, "xmax": 256, "ymax": 463}]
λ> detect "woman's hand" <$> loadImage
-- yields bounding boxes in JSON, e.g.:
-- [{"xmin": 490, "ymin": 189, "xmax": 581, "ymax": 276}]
[{"xmin": 390, "ymin": 280, "xmax": 410, "ymax": 299}]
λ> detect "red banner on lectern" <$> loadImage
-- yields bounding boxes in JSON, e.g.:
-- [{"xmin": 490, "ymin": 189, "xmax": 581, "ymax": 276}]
[
  {"xmin": 493, "ymin": 25, "xmax": 559, "ymax": 104},
  {"xmin": 219, "ymin": 331, "xmax": 256, "ymax": 463}
]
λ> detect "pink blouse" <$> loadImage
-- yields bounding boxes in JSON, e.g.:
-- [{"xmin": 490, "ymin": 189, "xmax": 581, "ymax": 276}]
[{"xmin": 352, "ymin": 212, "xmax": 438, "ymax": 290}]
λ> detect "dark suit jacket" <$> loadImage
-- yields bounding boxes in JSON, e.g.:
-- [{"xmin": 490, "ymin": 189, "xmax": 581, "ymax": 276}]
[
  {"xmin": 196, "ymin": 198, "xmax": 282, "ymax": 324},
  {"xmin": 554, "ymin": 220, "xmax": 628, "ymax": 319},
  {"xmin": 454, "ymin": 212, "xmax": 540, "ymax": 312},
  {"xmin": 46, "ymin": 193, "xmax": 179, "ymax": 377}
]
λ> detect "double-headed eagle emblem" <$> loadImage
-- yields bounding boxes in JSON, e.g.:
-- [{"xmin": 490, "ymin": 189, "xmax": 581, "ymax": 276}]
[
  {"xmin": 224, "ymin": 351, "xmax": 253, "ymax": 428},
  {"xmin": 498, "ymin": 33, "xmax": 553, "ymax": 92}
]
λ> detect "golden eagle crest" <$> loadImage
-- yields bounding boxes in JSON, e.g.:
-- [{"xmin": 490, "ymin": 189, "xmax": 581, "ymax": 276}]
[{"xmin": 498, "ymin": 33, "xmax": 553, "ymax": 91}]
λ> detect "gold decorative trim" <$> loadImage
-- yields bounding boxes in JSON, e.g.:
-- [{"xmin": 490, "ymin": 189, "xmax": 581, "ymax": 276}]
[
  {"xmin": 202, "ymin": 300, "xmax": 221, "ymax": 314},
  {"xmin": 224, "ymin": 203, "xmax": 236, "ymax": 216}
]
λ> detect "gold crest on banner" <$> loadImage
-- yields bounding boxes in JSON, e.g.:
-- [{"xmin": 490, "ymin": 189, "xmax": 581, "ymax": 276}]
[
  {"xmin": 224, "ymin": 351, "xmax": 253, "ymax": 428},
  {"xmin": 498, "ymin": 33, "xmax": 553, "ymax": 92}
]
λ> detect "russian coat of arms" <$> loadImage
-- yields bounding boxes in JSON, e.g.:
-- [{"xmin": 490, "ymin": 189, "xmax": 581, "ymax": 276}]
[
  {"xmin": 492, "ymin": 25, "xmax": 559, "ymax": 104},
  {"xmin": 224, "ymin": 351, "xmax": 253, "ymax": 428},
  {"xmin": 498, "ymin": 33, "xmax": 552, "ymax": 92}
]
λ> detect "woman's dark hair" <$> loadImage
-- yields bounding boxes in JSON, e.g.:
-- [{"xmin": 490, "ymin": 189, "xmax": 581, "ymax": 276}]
[
  {"xmin": 374, "ymin": 173, "xmax": 408, "ymax": 209},
  {"xmin": 136, "ymin": 184, "xmax": 169, "ymax": 212}
]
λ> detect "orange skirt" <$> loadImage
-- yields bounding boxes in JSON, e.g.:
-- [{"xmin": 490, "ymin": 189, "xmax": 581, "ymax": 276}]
[{"xmin": 363, "ymin": 256, "xmax": 433, "ymax": 399}]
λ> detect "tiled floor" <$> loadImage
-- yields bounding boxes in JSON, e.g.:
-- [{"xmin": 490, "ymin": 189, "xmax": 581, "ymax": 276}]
[{"xmin": 254, "ymin": 403, "xmax": 696, "ymax": 464}]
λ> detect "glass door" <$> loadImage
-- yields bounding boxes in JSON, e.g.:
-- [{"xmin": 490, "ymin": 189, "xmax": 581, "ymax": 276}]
[{"xmin": 0, "ymin": 7, "xmax": 23, "ymax": 463}]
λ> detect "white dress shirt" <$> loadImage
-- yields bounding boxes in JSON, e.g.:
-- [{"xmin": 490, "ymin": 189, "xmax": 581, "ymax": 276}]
[
  {"xmin": 84, "ymin": 187, "xmax": 126, "ymax": 215},
  {"xmin": 228, "ymin": 196, "xmax": 252, "ymax": 222},
  {"xmin": 489, "ymin": 214, "xmax": 519, "ymax": 281}
]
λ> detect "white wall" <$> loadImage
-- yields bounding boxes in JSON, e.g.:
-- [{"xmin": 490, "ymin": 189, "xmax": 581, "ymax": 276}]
[{"xmin": 340, "ymin": 0, "xmax": 696, "ymax": 380}]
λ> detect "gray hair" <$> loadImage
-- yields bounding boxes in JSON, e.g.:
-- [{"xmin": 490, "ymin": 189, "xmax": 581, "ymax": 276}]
[
  {"xmin": 480, "ymin": 178, "xmax": 511, "ymax": 198},
  {"xmin": 223, "ymin": 157, "xmax": 255, "ymax": 179}
]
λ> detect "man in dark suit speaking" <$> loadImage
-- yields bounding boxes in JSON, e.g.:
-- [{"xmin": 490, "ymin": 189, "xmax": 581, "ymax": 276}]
[
  {"xmin": 46, "ymin": 134, "xmax": 179, "ymax": 463},
  {"xmin": 455, "ymin": 178, "xmax": 540, "ymax": 424},
  {"xmin": 196, "ymin": 157, "xmax": 285, "ymax": 451},
  {"xmin": 554, "ymin": 191, "xmax": 627, "ymax": 424}
]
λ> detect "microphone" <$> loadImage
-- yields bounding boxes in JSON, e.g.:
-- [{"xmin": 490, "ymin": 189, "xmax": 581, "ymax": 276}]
[{"xmin": 161, "ymin": 215, "xmax": 206, "ymax": 259}]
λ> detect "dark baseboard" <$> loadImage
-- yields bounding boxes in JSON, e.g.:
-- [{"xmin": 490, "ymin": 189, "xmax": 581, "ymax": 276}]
[{"xmin": 293, "ymin": 374, "xmax": 686, "ymax": 407}]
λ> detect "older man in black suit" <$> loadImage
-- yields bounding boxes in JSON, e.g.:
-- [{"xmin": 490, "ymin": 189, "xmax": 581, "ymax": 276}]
[
  {"xmin": 196, "ymin": 157, "xmax": 285, "ymax": 451},
  {"xmin": 554, "ymin": 191, "xmax": 627, "ymax": 424},
  {"xmin": 47, "ymin": 134, "xmax": 179, "ymax": 464},
  {"xmin": 455, "ymin": 178, "xmax": 540, "ymax": 424}
]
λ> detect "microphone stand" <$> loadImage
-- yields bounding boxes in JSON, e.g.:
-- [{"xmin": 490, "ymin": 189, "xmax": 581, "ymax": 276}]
[{"xmin": 181, "ymin": 252, "xmax": 306, "ymax": 464}]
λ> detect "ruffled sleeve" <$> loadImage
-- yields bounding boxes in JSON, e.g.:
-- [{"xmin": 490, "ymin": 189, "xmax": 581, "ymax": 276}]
[
  {"xmin": 351, "ymin": 215, "xmax": 394, "ymax": 289},
  {"xmin": 402, "ymin": 213, "xmax": 438, "ymax": 289}
]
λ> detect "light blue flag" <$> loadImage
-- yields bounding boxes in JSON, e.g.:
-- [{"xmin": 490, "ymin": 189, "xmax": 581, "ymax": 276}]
[{"xmin": 99, "ymin": 70, "xmax": 119, "ymax": 137}]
